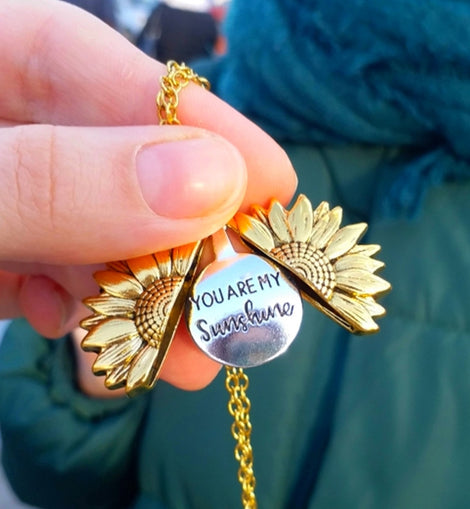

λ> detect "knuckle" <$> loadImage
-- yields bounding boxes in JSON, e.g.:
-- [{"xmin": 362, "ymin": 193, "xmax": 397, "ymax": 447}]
[
  {"xmin": 22, "ymin": 11, "xmax": 62, "ymax": 117},
  {"xmin": 9, "ymin": 124, "xmax": 59, "ymax": 232}
]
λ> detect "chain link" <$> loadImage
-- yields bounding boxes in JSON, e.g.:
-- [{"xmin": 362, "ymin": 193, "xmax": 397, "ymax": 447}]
[
  {"xmin": 156, "ymin": 60, "xmax": 210, "ymax": 125},
  {"xmin": 225, "ymin": 366, "xmax": 257, "ymax": 509}
]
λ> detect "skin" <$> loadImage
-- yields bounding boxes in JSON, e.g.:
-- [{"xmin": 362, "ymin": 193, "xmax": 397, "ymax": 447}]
[{"xmin": 0, "ymin": 0, "xmax": 297, "ymax": 397}]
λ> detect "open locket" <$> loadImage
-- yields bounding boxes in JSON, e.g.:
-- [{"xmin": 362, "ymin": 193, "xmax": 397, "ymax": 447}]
[{"xmin": 186, "ymin": 228, "xmax": 303, "ymax": 368}]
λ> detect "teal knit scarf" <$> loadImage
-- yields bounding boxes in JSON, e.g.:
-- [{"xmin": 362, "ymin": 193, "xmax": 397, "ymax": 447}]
[{"xmin": 212, "ymin": 0, "xmax": 470, "ymax": 216}]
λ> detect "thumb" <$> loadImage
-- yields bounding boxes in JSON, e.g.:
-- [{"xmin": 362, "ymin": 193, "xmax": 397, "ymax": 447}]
[{"xmin": 0, "ymin": 124, "xmax": 247, "ymax": 264}]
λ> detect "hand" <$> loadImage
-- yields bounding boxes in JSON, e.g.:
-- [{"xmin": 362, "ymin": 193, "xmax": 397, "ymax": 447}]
[{"xmin": 0, "ymin": 0, "xmax": 297, "ymax": 394}]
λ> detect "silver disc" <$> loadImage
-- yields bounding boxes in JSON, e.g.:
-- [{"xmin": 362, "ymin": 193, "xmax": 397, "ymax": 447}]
[{"xmin": 186, "ymin": 252, "xmax": 303, "ymax": 368}]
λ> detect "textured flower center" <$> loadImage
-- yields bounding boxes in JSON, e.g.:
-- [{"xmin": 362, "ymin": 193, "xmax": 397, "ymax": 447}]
[
  {"xmin": 134, "ymin": 276, "xmax": 183, "ymax": 347},
  {"xmin": 270, "ymin": 241, "xmax": 335, "ymax": 299}
]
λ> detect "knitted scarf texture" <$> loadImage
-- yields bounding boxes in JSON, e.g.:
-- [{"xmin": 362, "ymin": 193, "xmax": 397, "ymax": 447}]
[{"xmin": 213, "ymin": 0, "xmax": 470, "ymax": 216}]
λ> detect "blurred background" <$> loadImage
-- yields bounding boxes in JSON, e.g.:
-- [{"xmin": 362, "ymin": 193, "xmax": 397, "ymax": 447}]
[
  {"xmin": 0, "ymin": 1, "xmax": 230, "ymax": 507},
  {"xmin": 72, "ymin": 0, "xmax": 230, "ymax": 61},
  {"xmin": 0, "ymin": 320, "xmax": 33, "ymax": 508}
]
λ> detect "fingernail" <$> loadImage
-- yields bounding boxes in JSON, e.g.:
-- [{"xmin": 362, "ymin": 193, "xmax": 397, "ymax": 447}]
[{"xmin": 136, "ymin": 136, "xmax": 246, "ymax": 218}]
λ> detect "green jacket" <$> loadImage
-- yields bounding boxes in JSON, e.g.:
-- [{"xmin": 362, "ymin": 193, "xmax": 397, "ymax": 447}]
[
  {"xmin": 1, "ymin": 141, "xmax": 469, "ymax": 509},
  {"xmin": 3, "ymin": 0, "xmax": 470, "ymax": 506}
]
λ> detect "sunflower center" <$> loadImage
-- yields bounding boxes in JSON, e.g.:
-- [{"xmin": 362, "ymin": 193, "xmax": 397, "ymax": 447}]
[
  {"xmin": 134, "ymin": 276, "xmax": 184, "ymax": 348},
  {"xmin": 270, "ymin": 241, "xmax": 335, "ymax": 299}
]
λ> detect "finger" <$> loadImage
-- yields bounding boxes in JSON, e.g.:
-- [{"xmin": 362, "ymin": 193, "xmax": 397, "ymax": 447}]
[
  {"xmin": 0, "ymin": 271, "xmax": 24, "ymax": 319},
  {"xmin": 0, "ymin": 268, "xmax": 98, "ymax": 339},
  {"xmin": 18, "ymin": 275, "xmax": 79, "ymax": 338},
  {"xmin": 0, "ymin": 124, "xmax": 247, "ymax": 264},
  {"xmin": 0, "ymin": 0, "xmax": 297, "ymax": 208},
  {"xmin": 0, "ymin": 0, "xmax": 155, "ymax": 125},
  {"xmin": 159, "ymin": 321, "xmax": 222, "ymax": 390},
  {"xmin": 0, "ymin": 261, "xmax": 103, "ymax": 300},
  {"xmin": 0, "ymin": 271, "xmax": 76, "ymax": 338}
]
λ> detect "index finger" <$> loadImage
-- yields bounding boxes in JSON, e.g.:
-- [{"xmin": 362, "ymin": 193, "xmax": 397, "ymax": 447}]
[{"xmin": 0, "ymin": 0, "xmax": 297, "ymax": 208}]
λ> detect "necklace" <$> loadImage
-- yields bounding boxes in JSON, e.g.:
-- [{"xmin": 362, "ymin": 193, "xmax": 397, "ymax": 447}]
[{"xmin": 80, "ymin": 61, "xmax": 391, "ymax": 509}]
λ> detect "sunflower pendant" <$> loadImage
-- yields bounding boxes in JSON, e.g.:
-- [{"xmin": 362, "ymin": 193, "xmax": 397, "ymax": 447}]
[
  {"xmin": 229, "ymin": 195, "xmax": 391, "ymax": 334},
  {"xmin": 80, "ymin": 195, "xmax": 390, "ymax": 395},
  {"xmin": 80, "ymin": 242, "xmax": 203, "ymax": 396}
]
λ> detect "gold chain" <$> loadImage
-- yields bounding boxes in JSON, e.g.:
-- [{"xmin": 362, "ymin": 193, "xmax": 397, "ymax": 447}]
[
  {"xmin": 156, "ymin": 60, "xmax": 210, "ymax": 125},
  {"xmin": 225, "ymin": 366, "xmax": 257, "ymax": 509},
  {"xmin": 157, "ymin": 62, "xmax": 257, "ymax": 508}
]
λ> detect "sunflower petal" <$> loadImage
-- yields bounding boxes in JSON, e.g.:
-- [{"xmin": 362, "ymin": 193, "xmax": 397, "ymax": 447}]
[
  {"xmin": 94, "ymin": 271, "xmax": 143, "ymax": 299},
  {"xmin": 268, "ymin": 201, "xmax": 292, "ymax": 243},
  {"xmin": 308, "ymin": 214, "xmax": 330, "ymax": 249},
  {"xmin": 324, "ymin": 223, "xmax": 367, "ymax": 260},
  {"xmin": 93, "ymin": 335, "xmax": 143, "ymax": 372},
  {"xmin": 330, "ymin": 292, "xmax": 379, "ymax": 333},
  {"xmin": 311, "ymin": 206, "xmax": 343, "ymax": 249},
  {"xmin": 105, "ymin": 364, "xmax": 132, "ymax": 389},
  {"xmin": 313, "ymin": 201, "xmax": 330, "ymax": 222},
  {"xmin": 127, "ymin": 254, "xmax": 160, "ymax": 288},
  {"xmin": 355, "ymin": 295, "xmax": 386, "ymax": 317},
  {"xmin": 83, "ymin": 295, "xmax": 136, "ymax": 317},
  {"xmin": 126, "ymin": 345, "xmax": 160, "ymax": 394},
  {"xmin": 172, "ymin": 242, "xmax": 201, "ymax": 276},
  {"xmin": 251, "ymin": 204, "xmax": 270, "ymax": 227},
  {"xmin": 79, "ymin": 314, "xmax": 106, "ymax": 331},
  {"xmin": 349, "ymin": 244, "xmax": 381, "ymax": 257},
  {"xmin": 82, "ymin": 318, "xmax": 139, "ymax": 350},
  {"xmin": 234, "ymin": 213, "xmax": 276, "ymax": 251},
  {"xmin": 287, "ymin": 195, "xmax": 313, "ymax": 243},
  {"xmin": 336, "ymin": 269, "xmax": 391, "ymax": 296},
  {"xmin": 334, "ymin": 254, "xmax": 384, "ymax": 274},
  {"xmin": 153, "ymin": 250, "xmax": 172, "ymax": 278},
  {"xmin": 106, "ymin": 260, "xmax": 131, "ymax": 274}
]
